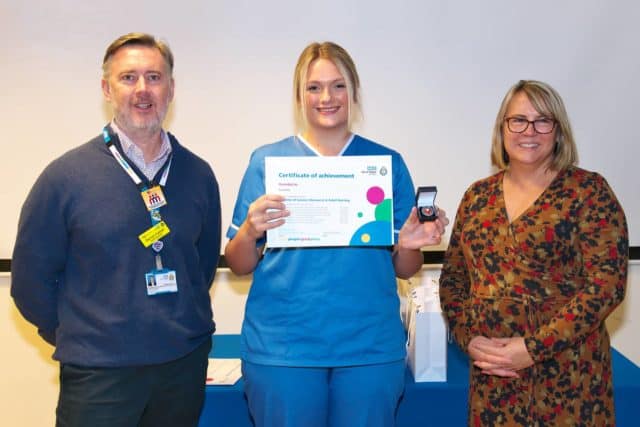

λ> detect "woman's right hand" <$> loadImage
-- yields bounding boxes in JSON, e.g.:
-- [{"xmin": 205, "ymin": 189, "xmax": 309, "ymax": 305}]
[
  {"xmin": 224, "ymin": 194, "xmax": 290, "ymax": 275},
  {"xmin": 468, "ymin": 335, "xmax": 519, "ymax": 378},
  {"xmin": 243, "ymin": 194, "xmax": 290, "ymax": 240}
]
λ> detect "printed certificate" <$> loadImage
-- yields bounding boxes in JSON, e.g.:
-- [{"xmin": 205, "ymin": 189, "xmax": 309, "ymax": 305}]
[{"xmin": 265, "ymin": 155, "xmax": 393, "ymax": 247}]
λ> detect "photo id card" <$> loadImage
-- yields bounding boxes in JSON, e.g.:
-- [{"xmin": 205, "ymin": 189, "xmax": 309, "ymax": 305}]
[{"xmin": 145, "ymin": 269, "xmax": 178, "ymax": 296}]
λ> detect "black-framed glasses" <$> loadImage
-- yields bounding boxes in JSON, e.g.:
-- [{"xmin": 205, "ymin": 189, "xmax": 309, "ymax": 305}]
[{"xmin": 504, "ymin": 117, "xmax": 556, "ymax": 134}]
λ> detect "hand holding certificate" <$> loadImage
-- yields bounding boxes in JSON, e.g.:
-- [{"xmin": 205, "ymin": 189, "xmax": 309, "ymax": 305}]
[{"xmin": 265, "ymin": 155, "xmax": 393, "ymax": 247}]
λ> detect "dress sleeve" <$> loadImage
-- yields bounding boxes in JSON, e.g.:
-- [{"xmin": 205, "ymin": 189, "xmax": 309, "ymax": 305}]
[
  {"xmin": 525, "ymin": 175, "xmax": 628, "ymax": 362},
  {"xmin": 439, "ymin": 188, "xmax": 473, "ymax": 351},
  {"xmin": 11, "ymin": 165, "xmax": 68, "ymax": 345}
]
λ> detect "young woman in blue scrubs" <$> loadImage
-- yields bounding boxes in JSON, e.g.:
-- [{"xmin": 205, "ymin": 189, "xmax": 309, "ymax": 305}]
[{"xmin": 225, "ymin": 41, "xmax": 449, "ymax": 427}]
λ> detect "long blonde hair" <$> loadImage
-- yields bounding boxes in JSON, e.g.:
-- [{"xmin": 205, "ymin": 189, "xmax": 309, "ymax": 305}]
[{"xmin": 292, "ymin": 42, "xmax": 362, "ymax": 133}]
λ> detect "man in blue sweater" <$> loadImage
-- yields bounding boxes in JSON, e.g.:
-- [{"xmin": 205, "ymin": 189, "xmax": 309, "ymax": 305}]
[{"xmin": 11, "ymin": 33, "xmax": 221, "ymax": 427}]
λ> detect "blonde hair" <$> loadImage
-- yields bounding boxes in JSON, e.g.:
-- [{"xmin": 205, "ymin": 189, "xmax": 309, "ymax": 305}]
[
  {"xmin": 102, "ymin": 32, "xmax": 174, "ymax": 79},
  {"xmin": 491, "ymin": 80, "xmax": 578, "ymax": 170},
  {"xmin": 292, "ymin": 42, "xmax": 362, "ymax": 133}
]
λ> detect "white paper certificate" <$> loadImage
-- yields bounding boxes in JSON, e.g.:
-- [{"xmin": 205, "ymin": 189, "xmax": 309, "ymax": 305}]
[{"xmin": 265, "ymin": 155, "xmax": 393, "ymax": 247}]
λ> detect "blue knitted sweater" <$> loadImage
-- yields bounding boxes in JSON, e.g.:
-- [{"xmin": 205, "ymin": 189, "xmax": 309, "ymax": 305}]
[{"xmin": 11, "ymin": 129, "xmax": 221, "ymax": 367}]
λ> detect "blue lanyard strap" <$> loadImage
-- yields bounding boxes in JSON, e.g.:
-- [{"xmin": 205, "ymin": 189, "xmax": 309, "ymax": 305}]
[
  {"xmin": 102, "ymin": 126, "xmax": 169, "ymax": 228},
  {"xmin": 103, "ymin": 127, "xmax": 169, "ymax": 270},
  {"xmin": 102, "ymin": 127, "xmax": 144, "ymax": 188}
]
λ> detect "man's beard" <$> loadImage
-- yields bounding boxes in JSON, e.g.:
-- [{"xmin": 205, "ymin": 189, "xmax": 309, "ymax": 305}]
[{"xmin": 116, "ymin": 109, "xmax": 164, "ymax": 135}]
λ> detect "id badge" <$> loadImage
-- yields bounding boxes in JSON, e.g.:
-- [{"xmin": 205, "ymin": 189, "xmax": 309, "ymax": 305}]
[
  {"xmin": 141, "ymin": 186, "xmax": 167, "ymax": 211},
  {"xmin": 145, "ymin": 269, "xmax": 178, "ymax": 296},
  {"xmin": 139, "ymin": 221, "xmax": 170, "ymax": 248}
]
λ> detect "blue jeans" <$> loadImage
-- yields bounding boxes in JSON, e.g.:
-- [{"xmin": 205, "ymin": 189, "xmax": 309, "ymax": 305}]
[{"xmin": 56, "ymin": 337, "xmax": 211, "ymax": 427}]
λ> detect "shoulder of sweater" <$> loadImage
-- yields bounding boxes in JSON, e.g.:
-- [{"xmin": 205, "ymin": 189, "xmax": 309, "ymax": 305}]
[
  {"xmin": 43, "ymin": 135, "xmax": 107, "ymax": 173},
  {"xmin": 167, "ymin": 133, "xmax": 204, "ymax": 162},
  {"xmin": 166, "ymin": 133, "xmax": 217, "ymax": 179}
]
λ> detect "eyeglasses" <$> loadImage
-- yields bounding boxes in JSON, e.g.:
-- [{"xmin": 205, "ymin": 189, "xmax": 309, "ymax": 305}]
[{"xmin": 504, "ymin": 117, "xmax": 556, "ymax": 134}]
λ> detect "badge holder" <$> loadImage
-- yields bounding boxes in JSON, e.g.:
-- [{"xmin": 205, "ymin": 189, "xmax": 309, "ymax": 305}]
[
  {"xmin": 141, "ymin": 210, "xmax": 177, "ymax": 296},
  {"xmin": 145, "ymin": 267, "xmax": 178, "ymax": 295}
]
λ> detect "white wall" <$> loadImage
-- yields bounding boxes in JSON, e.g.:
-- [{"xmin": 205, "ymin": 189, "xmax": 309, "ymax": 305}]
[
  {"xmin": 2, "ymin": 0, "xmax": 640, "ymax": 260},
  {"xmin": 1, "ymin": 264, "xmax": 639, "ymax": 426},
  {"xmin": 1, "ymin": 275, "xmax": 58, "ymax": 426}
]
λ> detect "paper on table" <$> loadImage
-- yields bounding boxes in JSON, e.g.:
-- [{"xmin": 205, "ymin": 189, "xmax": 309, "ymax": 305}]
[{"xmin": 206, "ymin": 358, "xmax": 242, "ymax": 385}]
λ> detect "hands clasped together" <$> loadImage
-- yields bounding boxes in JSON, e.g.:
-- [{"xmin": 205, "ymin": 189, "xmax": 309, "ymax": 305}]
[{"xmin": 468, "ymin": 336, "xmax": 535, "ymax": 378}]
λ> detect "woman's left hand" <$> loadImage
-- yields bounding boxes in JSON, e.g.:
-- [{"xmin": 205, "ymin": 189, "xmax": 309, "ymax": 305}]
[
  {"xmin": 398, "ymin": 206, "xmax": 449, "ymax": 249},
  {"xmin": 472, "ymin": 337, "xmax": 535, "ymax": 377}
]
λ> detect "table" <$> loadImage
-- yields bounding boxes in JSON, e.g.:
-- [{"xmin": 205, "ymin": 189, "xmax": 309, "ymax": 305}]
[{"xmin": 200, "ymin": 335, "xmax": 640, "ymax": 426}]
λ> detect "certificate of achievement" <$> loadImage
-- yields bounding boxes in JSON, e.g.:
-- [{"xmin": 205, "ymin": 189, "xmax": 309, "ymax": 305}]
[{"xmin": 265, "ymin": 155, "xmax": 393, "ymax": 247}]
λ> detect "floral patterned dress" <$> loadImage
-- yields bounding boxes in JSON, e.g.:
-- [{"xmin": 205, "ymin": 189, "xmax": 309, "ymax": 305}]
[{"xmin": 439, "ymin": 166, "xmax": 628, "ymax": 426}]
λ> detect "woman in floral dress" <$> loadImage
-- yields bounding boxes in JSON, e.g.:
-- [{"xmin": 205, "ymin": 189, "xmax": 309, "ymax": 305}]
[{"xmin": 439, "ymin": 80, "xmax": 628, "ymax": 426}]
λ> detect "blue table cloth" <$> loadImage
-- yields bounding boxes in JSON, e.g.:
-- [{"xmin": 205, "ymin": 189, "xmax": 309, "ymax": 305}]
[{"xmin": 200, "ymin": 335, "xmax": 640, "ymax": 426}]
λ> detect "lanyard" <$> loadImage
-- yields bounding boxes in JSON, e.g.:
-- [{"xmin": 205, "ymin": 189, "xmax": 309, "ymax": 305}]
[
  {"xmin": 102, "ymin": 127, "xmax": 172, "ymax": 269},
  {"xmin": 102, "ymin": 128, "xmax": 171, "ymax": 189}
]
